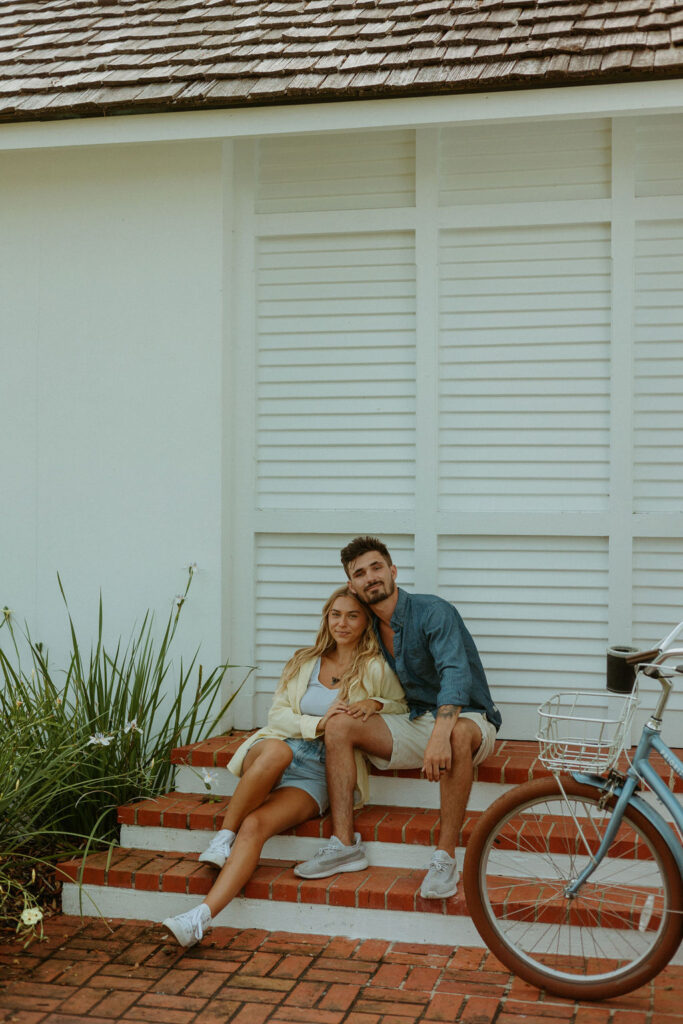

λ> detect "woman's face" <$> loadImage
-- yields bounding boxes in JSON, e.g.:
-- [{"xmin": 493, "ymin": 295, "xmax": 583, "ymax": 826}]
[{"xmin": 327, "ymin": 594, "xmax": 368, "ymax": 647}]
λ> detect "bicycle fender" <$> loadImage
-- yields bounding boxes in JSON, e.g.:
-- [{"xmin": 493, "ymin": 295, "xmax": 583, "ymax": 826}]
[{"xmin": 573, "ymin": 772, "xmax": 683, "ymax": 877}]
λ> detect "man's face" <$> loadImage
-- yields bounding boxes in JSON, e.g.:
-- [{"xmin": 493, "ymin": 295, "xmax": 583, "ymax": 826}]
[{"xmin": 346, "ymin": 550, "xmax": 397, "ymax": 605}]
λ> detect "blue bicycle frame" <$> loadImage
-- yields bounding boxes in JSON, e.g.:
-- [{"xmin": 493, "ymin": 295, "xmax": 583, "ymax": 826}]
[{"xmin": 569, "ymin": 706, "xmax": 683, "ymax": 895}]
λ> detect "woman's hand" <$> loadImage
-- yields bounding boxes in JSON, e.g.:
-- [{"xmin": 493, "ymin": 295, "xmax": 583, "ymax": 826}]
[
  {"xmin": 315, "ymin": 699, "xmax": 349, "ymax": 734},
  {"xmin": 344, "ymin": 698, "xmax": 382, "ymax": 721}
]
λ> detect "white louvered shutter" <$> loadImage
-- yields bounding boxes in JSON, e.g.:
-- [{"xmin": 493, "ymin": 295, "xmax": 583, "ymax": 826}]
[
  {"xmin": 228, "ymin": 118, "xmax": 683, "ymax": 740},
  {"xmin": 438, "ymin": 223, "xmax": 611, "ymax": 512},
  {"xmin": 256, "ymin": 232, "xmax": 416, "ymax": 510}
]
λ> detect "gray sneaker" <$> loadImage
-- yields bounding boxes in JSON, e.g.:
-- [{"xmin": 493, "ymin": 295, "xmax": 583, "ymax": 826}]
[
  {"xmin": 163, "ymin": 902, "xmax": 212, "ymax": 947},
  {"xmin": 294, "ymin": 833, "xmax": 368, "ymax": 879},
  {"xmin": 420, "ymin": 850, "xmax": 459, "ymax": 899},
  {"xmin": 198, "ymin": 831, "xmax": 233, "ymax": 869}
]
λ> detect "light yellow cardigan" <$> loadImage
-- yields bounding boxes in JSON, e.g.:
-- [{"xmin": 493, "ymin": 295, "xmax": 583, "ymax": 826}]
[{"xmin": 227, "ymin": 655, "xmax": 407, "ymax": 808}]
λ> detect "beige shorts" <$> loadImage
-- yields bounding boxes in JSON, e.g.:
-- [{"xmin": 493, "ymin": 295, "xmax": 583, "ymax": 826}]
[{"xmin": 368, "ymin": 711, "xmax": 497, "ymax": 771}]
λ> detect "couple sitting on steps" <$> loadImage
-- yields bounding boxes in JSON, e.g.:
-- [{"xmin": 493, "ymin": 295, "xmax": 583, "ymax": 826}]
[{"xmin": 164, "ymin": 535, "xmax": 502, "ymax": 948}]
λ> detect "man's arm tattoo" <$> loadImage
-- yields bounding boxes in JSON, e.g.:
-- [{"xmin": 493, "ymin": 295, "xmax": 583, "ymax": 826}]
[{"xmin": 436, "ymin": 705, "xmax": 458, "ymax": 720}]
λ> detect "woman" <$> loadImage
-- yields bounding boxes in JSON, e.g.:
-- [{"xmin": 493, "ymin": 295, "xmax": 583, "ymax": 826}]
[{"xmin": 163, "ymin": 585, "xmax": 406, "ymax": 947}]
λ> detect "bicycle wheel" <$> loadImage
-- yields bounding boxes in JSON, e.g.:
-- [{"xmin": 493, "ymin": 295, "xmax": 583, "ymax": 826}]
[{"xmin": 463, "ymin": 775, "xmax": 683, "ymax": 1000}]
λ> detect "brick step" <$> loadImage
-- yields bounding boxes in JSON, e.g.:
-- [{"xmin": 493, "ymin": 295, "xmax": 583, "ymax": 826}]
[
  {"xmin": 118, "ymin": 793, "xmax": 482, "ymax": 868},
  {"xmin": 171, "ymin": 734, "xmax": 683, "ymax": 809},
  {"xmin": 57, "ymin": 845, "xmax": 659, "ymax": 946},
  {"xmin": 57, "ymin": 848, "xmax": 483, "ymax": 947},
  {"xmin": 117, "ymin": 790, "xmax": 656, "ymax": 865},
  {"xmin": 172, "ymin": 735, "xmax": 546, "ymax": 784}
]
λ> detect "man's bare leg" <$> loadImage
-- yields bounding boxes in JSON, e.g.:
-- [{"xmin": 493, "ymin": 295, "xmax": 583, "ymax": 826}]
[
  {"xmin": 436, "ymin": 718, "xmax": 481, "ymax": 856},
  {"xmin": 320, "ymin": 713, "xmax": 394, "ymax": 845}
]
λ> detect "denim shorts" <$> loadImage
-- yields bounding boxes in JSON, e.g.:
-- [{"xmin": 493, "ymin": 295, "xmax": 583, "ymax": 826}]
[{"xmin": 274, "ymin": 737, "xmax": 328, "ymax": 814}]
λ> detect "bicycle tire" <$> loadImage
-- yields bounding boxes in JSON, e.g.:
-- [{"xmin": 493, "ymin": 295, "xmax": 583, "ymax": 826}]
[{"xmin": 463, "ymin": 775, "xmax": 683, "ymax": 1000}]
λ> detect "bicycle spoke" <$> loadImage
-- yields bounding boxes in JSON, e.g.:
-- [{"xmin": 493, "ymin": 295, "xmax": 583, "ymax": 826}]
[{"xmin": 466, "ymin": 778, "xmax": 680, "ymax": 996}]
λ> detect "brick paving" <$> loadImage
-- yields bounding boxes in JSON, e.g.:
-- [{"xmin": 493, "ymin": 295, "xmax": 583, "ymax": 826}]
[{"xmin": 1, "ymin": 917, "xmax": 681, "ymax": 1024}]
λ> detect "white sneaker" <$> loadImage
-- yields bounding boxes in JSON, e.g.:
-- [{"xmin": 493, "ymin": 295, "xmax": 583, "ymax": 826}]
[
  {"xmin": 420, "ymin": 850, "xmax": 459, "ymax": 899},
  {"xmin": 293, "ymin": 834, "xmax": 368, "ymax": 879},
  {"xmin": 198, "ymin": 830, "xmax": 234, "ymax": 869},
  {"xmin": 163, "ymin": 903, "xmax": 212, "ymax": 948}
]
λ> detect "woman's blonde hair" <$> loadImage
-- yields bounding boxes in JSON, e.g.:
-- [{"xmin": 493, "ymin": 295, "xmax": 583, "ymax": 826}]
[{"xmin": 278, "ymin": 586, "xmax": 379, "ymax": 701}]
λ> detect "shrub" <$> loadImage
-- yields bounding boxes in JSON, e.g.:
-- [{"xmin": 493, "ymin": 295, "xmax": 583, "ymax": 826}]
[{"xmin": 0, "ymin": 569, "xmax": 247, "ymax": 931}]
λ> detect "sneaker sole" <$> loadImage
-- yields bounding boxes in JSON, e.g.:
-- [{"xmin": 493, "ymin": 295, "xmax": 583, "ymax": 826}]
[
  {"xmin": 419, "ymin": 884, "xmax": 459, "ymax": 900},
  {"xmin": 293, "ymin": 856, "xmax": 369, "ymax": 879},
  {"xmin": 198, "ymin": 853, "xmax": 227, "ymax": 869},
  {"xmin": 162, "ymin": 918, "xmax": 197, "ymax": 948}
]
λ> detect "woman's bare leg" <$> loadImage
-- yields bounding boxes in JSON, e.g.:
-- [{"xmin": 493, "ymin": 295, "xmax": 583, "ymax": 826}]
[
  {"xmin": 204, "ymin": 787, "xmax": 318, "ymax": 918},
  {"xmin": 221, "ymin": 740, "xmax": 294, "ymax": 833}
]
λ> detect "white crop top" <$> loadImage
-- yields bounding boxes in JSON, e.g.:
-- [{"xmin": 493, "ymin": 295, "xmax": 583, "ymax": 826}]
[{"xmin": 299, "ymin": 658, "xmax": 340, "ymax": 717}]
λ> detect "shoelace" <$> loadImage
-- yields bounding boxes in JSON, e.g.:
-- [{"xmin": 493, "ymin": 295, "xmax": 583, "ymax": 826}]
[
  {"xmin": 430, "ymin": 860, "xmax": 450, "ymax": 873},
  {"xmin": 179, "ymin": 907, "xmax": 206, "ymax": 941},
  {"xmin": 208, "ymin": 836, "xmax": 231, "ymax": 853}
]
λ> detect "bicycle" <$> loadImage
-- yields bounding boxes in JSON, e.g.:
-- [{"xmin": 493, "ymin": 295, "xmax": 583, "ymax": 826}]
[{"xmin": 463, "ymin": 623, "xmax": 683, "ymax": 1000}]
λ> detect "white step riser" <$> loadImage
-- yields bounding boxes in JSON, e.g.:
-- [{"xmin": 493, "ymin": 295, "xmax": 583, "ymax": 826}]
[
  {"xmin": 173, "ymin": 766, "xmax": 510, "ymax": 812},
  {"xmin": 119, "ymin": 826, "xmax": 649, "ymax": 879},
  {"xmin": 120, "ymin": 824, "xmax": 447, "ymax": 869},
  {"xmin": 61, "ymin": 883, "xmax": 683, "ymax": 968},
  {"xmin": 62, "ymin": 882, "xmax": 483, "ymax": 947}
]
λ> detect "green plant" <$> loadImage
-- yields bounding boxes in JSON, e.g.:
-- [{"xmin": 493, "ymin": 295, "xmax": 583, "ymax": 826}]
[{"xmin": 0, "ymin": 569, "xmax": 248, "ymax": 932}]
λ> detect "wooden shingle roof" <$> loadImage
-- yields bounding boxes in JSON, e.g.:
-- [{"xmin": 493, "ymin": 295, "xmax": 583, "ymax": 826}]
[{"xmin": 1, "ymin": 0, "xmax": 682, "ymax": 124}]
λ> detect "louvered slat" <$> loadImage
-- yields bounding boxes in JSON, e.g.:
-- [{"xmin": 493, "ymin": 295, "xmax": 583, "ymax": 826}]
[
  {"xmin": 437, "ymin": 535, "xmax": 609, "ymax": 706},
  {"xmin": 256, "ymin": 232, "xmax": 416, "ymax": 510},
  {"xmin": 438, "ymin": 223, "xmax": 611, "ymax": 511},
  {"xmin": 439, "ymin": 119, "xmax": 611, "ymax": 206},
  {"xmin": 256, "ymin": 130, "xmax": 416, "ymax": 213},
  {"xmin": 634, "ymin": 221, "xmax": 683, "ymax": 512}
]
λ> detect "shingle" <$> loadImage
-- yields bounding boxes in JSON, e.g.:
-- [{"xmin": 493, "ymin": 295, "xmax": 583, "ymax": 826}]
[
  {"xmin": 0, "ymin": 0, "xmax": 682, "ymax": 123},
  {"xmin": 654, "ymin": 43, "xmax": 683, "ymax": 63}
]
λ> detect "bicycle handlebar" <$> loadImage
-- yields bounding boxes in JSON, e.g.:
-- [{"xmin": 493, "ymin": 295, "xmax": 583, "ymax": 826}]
[{"xmin": 621, "ymin": 621, "xmax": 683, "ymax": 666}]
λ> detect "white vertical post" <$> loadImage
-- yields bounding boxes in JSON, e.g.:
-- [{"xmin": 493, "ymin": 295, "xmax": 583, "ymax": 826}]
[
  {"xmin": 608, "ymin": 117, "xmax": 637, "ymax": 646},
  {"xmin": 414, "ymin": 128, "xmax": 440, "ymax": 593},
  {"xmin": 224, "ymin": 138, "xmax": 258, "ymax": 728}
]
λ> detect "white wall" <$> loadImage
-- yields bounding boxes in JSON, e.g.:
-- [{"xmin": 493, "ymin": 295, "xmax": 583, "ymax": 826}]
[
  {"xmin": 0, "ymin": 141, "xmax": 227, "ymax": 692},
  {"xmin": 2, "ymin": 109, "xmax": 682, "ymax": 743}
]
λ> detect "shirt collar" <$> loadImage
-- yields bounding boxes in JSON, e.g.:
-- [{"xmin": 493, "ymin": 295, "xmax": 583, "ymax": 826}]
[{"xmin": 390, "ymin": 587, "xmax": 408, "ymax": 628}]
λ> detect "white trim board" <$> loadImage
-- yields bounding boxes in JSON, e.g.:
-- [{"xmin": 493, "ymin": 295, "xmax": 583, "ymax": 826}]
[
  {"xmin": 171, "ymin": 766, "xmax": 510, "ymax": 810},
  {"xmin": 119, "ymin": 826, "xmax": 439, "ymax": 869},
  {"xmin": 61, "ymin": 883, "xmax": 484, "ymax": 947},
  {"xmin": 1, "ymin": 79, "xmax": 683, "ymax": 152}
]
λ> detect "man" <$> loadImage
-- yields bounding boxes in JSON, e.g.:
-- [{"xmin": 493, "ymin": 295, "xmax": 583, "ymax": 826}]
[{"xmin": 294, "ymin": 536, "xmax": 501, "ymax": 898}]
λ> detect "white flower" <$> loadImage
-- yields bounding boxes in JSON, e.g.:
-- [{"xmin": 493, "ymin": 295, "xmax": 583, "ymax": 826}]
[
  {"xmin": 174, "ymin": 595, "xmax": 184, "ymax": 609},
  {"xmin": 87, "ymin": 732, "xmax": 113, "ymax": 747},
  {"xmin": 188, "ymin": 562, "xmax": 198, "ymax": 575},
  {"xmin": 200, "ymin": 768, "xmax": 217, "ymax": 789},
  {"xmin": 20, "ymin": 907, "xmax": 43, "ymax": 927},
  {"xmin": 2, "ymin": 606, "xmax": 12, "ymax": 621},
  {"xmin": 124, "ymin": 719, "xmax": 139, "ymax": 734}
]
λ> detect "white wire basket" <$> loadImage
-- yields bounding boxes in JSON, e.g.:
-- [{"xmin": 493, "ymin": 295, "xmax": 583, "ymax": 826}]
[{"xmin": 537, "ymin": 689, "xmax": 640, "ymax": 773}]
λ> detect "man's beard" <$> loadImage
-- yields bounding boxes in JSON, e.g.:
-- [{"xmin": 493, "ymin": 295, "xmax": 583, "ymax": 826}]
[{"xmin": 363, "ymin": 579, "xmax": 395, "ymax": 605}]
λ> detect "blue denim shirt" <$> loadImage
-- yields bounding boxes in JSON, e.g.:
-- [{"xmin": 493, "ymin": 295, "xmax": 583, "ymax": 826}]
[{"xmin": 373, "ymin": 588, "xmax": 502, "ymax": 731}]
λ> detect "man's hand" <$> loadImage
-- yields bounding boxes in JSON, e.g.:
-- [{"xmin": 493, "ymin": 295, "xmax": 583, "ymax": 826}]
[
  {"xmin": 422, "ymin": 733, "xmax": 453, "ymax": 781},
  {"xmin": 422, "ymin": 704, "xmax": 460, "ymax": 781},
  {"xmin": 344, "ymin": 698, "xmax": 382, "ymax": 721}
]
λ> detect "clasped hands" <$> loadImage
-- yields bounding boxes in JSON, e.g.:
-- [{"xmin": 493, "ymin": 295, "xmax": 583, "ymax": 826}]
[{"xmin": 316, "ymin": 698, "xmax": 382, "ymax": 733}]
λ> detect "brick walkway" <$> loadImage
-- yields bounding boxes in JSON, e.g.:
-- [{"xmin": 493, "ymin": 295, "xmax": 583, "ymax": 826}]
[{"xmin": 0, "ymin": 917, "xmax": 681, "ymax": 1024}]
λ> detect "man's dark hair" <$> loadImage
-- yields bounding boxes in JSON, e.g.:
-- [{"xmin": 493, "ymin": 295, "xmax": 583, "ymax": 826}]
[{"xmin": 340, "ymin": 536, "xmax": 393, "ymax": 576}]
